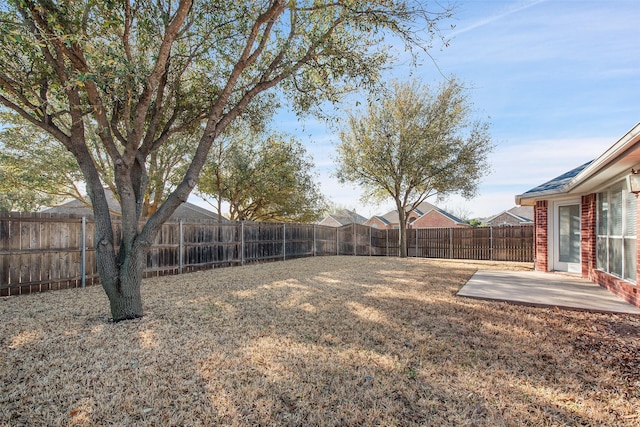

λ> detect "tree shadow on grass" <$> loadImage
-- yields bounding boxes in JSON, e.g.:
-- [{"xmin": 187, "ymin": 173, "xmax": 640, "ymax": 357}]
[
  {"xmin": 1, "ymin": 256, "xmax": 638, "ymax": 426},
  {"xmin": 182, "ymin": 257, "xmax": 637, "ymax": 425}
]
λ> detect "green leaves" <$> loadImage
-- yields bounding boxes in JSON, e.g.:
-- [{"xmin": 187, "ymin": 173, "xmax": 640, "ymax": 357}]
[
  {"xmin": 198, "ymin": 124, "xmax": 327, "ymax": 222},
  {"xmin": 336, "ymin": 77, "xmax": 493, "ymax": 254},
  {"xmin": 337, "ymin": 77, "xmax": 493, "ymax": 205},
  {"xmin": 0, "ymin": 0, "xmax": 454, "ymax": 311}
]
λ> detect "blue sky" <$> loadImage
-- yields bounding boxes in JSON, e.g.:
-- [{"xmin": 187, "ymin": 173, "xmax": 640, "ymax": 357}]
[{"xmin": 270, "ymin": 0, "xmax": 640, "ymax": 219}]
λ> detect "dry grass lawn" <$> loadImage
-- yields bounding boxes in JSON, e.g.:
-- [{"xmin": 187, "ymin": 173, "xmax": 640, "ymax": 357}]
[{"xmin": 1, "ymin": 256, "xmax": 639, "ymax": 426}]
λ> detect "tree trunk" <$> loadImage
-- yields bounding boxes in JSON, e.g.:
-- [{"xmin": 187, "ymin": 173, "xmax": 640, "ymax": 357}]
[
  {"xmin": 106, "ymin": 276, "xmax": 144, "ymax": 322},
  {"xmin": 98, "ymin": 240, "xmax": 146, "ymax": 321},
  {"xmin": 398, "ymin": 207, "xmax": 408, "ymax": 258},
  {"xmin": 398, "ymin": 226, "xmax": 408, "ymax": 257}
]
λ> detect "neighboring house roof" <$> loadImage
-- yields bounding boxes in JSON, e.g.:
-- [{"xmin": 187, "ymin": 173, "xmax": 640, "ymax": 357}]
[
  {"xmin": 507, "ymin": 206, "xmax": 534, "ymax": 221},
  {"xmin": 318, "ymin": 209, "xmax": 367, "ymax": 227},
  {"xmin": 486, "ymin": 206, "xmax": 534, "ymax": 224},
  {"xmin": 172, "ymin": 203, "xmax": 221, "ymax": 221},
  {"xmin": 378, "ymin": 201, "xmax": 435, "ymax": 224},
  {"xmin": 486, "ymin": 210, "xmax": 533, "ymax": 225},
  {"xmin": 423, "ymin": 206, "xmax": 468, "ymax": 226},
  {"xmin": 42, "ymin": 191, "xmax": 121, "ymax": 216},
  {"xmin": 367, "ymin": 215, "xmax": 391, "ymax": 226},
  {"xmin": 516, "ymin": 122, "xmax": 640, "ymax": 205},
  {"xmin": 43, "ymin": 190, "xmax": 222, "ymax": 222},
  {"xmin": 371, "ymin": 201, "xmax": 467, "ymax": 227}
]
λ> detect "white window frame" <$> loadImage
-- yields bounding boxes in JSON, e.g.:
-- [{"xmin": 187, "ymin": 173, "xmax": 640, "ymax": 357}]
[{"xmin": 596, "ymin": 181, "xmax": 637, "ymax": 284}]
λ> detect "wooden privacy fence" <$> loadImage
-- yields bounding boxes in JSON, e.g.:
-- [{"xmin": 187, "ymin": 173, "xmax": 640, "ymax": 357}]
[{"xmin": 0, "ymin": 212, "xmax": 533, "ymax": 296}]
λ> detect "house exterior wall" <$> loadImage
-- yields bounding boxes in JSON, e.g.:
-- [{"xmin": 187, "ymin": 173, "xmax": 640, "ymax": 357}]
[
  {"xmin": 534, "ymin": 194, "xmax": 640, "ymax": 308},
  {"xmin": 318, "ymin": 217, "xmax": 342, "ymax": 227},
  {"xmin": 589, "ymin": 270, "xmax": 640, "ymax": 307},
  {"xmin": 583, "ymin": 192, "xmax": 640, "ymax": 307},
  {"xmin": 534, "ymin": 200, "xmax": 548, "ymax": 272},
  {"xmin": 580, "ymin": 194, "xmax": 597, "ymax": 277},
  {"xmin": 488, "ymin": 212, "xmax": 527, "ymax": 227},
  {"xmin": 407, "ymin": 211, "xmax": 421, "ymax": 227},
  {"xmin": 412, "ymin": 210, "xmax": 469, "ymax": 228},
  {"xmin": 364, "ymin": 217, "xmax": 388, "ymax": 229}
]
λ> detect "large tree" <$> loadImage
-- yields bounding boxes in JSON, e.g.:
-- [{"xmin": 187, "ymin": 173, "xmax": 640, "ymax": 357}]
[
  {"xmin": 0, "ymin": 1, "xmax": 451, "ymax": 320},
  {"xmin": 198, "ymin": 128, "xmax": 327, "ymax": 222},
  {"xmin": 336, "ymin": 78, "xmax": 493, "ymax": 257},
  {"xmin": 0, "ymin": 114, "xmax": 191, "ymax": 214}
]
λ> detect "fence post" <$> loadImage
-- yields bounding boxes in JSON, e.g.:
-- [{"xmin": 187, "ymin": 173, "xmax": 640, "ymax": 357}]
[
  {"xmin": 241, "ymin": 221, "xmax": 245, "ymax": 265},
  {"xmin": 353, "ymin": 223, "xmax": 356, "ymax": 256},
  {"xmin": 313, "ymin": 224, "xmax": 316, "ymax": 257},
  {"xmin": 490, "ymin": 226, "xmax": 494, "ymax": 261},
  {"xmin": 282, "ymin": 223, "xmax": 286, "ymax": 261},
  {"xmin": 415, "ymin": 228, "xmax": 418, "ymax": 258},
  {"xmin": 386, "ymin": 229, "xmax": 389, "ymax": 256},
  {"xmin": 449, "ymin": 227, "xmax": 453, "ymax": 259},
  {"xmin": 81, "ymin": 216, "xmax": 86, "ymax": 288},
  {"xmin": 369, "ymin": 226, "xmax": 372, "ymax": 256},
  {"xmin": 336, "ymin": 227, "xmax": 339, "ymax": 256},
  {"xmin": 179, "ymin": 220, "xmax": 183, "ymax": 274}
]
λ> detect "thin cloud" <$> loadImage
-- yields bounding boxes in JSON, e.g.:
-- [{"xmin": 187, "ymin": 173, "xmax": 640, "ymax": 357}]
[{"xmin": 450, "ymin": 0, "xmax": 548, "ymax": 37}]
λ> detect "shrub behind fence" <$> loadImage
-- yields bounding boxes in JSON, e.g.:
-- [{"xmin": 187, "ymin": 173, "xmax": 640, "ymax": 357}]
[{"xmin": 0, "ymin": 212, "xmax": 533, "ymax": 296}]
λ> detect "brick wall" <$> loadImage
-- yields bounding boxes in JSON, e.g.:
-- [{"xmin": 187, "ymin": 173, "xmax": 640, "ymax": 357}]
[
  {"xmin": 530, "ymin": 195, "xmax": 640, "ymax": 308},
  {"xmin": 488, "ymin": 212, "xmax": 522, "ymax": 227},
  {"xmin": 589, "ymin": 270, "xmax": 640, "ymax": 307},
  {"xmin": 581, "ymin": 194, "xmax": 596, "ymax": 277},
  {"xmin": 412, "ymin": 210, "xmax": 468, "ymax": 228},
  {"xmin": 364, "ymin": 217, "xmax": 388, "ymax": 229},
  {"xmin": 534, "ymin": 200, "xmax": 548, "ymax": 272},
  {"xmin": 583, "ymin": 192, "xmax": 640, "ymax": 308}
]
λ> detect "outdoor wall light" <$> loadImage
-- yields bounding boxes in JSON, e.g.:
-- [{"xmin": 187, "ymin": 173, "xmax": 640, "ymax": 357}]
[{"xmin": 627, "ymin": 169, "xmax": 640, "ymax": 197}]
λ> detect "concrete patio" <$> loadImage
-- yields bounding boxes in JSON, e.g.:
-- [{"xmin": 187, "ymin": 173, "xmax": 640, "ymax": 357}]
[{"xmin": 458, "ymin": 270, "xmax": 640, "ymax": 315}]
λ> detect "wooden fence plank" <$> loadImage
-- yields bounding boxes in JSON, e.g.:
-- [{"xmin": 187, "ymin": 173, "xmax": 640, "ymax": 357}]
[{"xmin": 0, "ymin": 212, "xmax": 533, "ymax": 295}]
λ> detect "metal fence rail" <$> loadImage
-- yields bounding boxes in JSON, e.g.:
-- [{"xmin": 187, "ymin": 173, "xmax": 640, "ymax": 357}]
[{"xmin": 0, "ymin": 212, "xmax": 533, "ymax": 296}]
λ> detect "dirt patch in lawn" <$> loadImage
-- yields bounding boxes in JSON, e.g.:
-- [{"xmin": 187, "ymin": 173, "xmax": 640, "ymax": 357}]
[{"xmin": 1, "ymin": 256, "xmax": 639, "ymax": 426}]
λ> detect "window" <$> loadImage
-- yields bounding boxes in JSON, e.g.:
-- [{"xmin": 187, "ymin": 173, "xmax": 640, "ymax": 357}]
[{"xmin": 596, "ymin": 181, "xmax": 637, "ymax": 282}]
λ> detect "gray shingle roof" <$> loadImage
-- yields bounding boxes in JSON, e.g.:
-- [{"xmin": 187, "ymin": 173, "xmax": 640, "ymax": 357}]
[
  {"xmin": 321, "ymin": 209, "xmax": 367, "ymax": 226},
  {"xmin": 520, "ymin": 161, "xmax": 593, "ymax": 197},
  {"xmin": 507, "ymin": 206, "xmax": 534, "ymax": 221},
  {"xmin": 43, "ymin": 190, "xmax": 221, "ymax": 221},
  {"xmin": 375, "ymin": 201, "xmax": 467, "ymax": 225}
]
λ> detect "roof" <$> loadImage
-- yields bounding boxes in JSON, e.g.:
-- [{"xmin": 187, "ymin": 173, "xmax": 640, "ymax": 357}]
[
  {"xmin": 486, "ymin": 210, "xmax": 533, "ymax": 224},
  {"xmin": 42, "ymin": 191, "xmax": 120, "ymax": 216},
  {"xmin": 321, "ymin": 209, "xmax": 367, "ymax": 226},
  {"xmin": 172, "ymin": 203, "xmax": 220, "ymax": 221},
  {"xmin": 368, "ymin": 215, "xmax": 391, "ymax": 226},
  {"xmin": 373, "ymin": 201, "xmax": 467, "ymax": 226},
  {"xmin": 43, "ymin": 190, "xmax": 221, "ymax": 222},
  {"xmin": 516, "ymin": 122, "xmax": 640, "ymax": 205},
  {"xmin": 378, "ymin": 201, "xmax": 434, "ymax": 223},
  {"xmin": 516, "ymin": 161, "xmax": 593, "ymax": 199},
  {"xmin": 507, "ymin": 206, "xmax": 534, "ymax": 221},
  {"xmin": 424, "ymin": 207, "xmax": 468, "ymax": 225},
  {"xmin": 485, "ymin": 206, "xmax": 534, "ymax": 224}
]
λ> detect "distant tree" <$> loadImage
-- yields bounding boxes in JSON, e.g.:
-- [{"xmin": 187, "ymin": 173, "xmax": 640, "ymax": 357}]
[
  {"xmin": 442, "ymin": 205, "xmax": 473, "ymax": 222},
  {"xmin": 336, "ymin": 78, "xmax": 493, "ymax": 257},
  {"xmin": 198, "ymin": 128, "xmax": 327, "ymax": 222},
  {"xmin": 467, "ymin": 218, "xmax": 484, "ymax": 227},
  {"xmin": 0, "ymin": 1, "xmax": 452, "ymax": 320}
]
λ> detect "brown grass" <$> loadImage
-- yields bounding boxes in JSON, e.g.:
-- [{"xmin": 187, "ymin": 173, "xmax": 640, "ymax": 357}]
[{"xmin": 1, "ymin": 256, "xmax": 639, "ymax": 426}]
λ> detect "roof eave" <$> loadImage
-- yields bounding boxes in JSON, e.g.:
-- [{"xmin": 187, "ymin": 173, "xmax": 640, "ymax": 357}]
[{"xmin": 516, "ymin": 122, "xmax": 640, "ymax": 205}]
